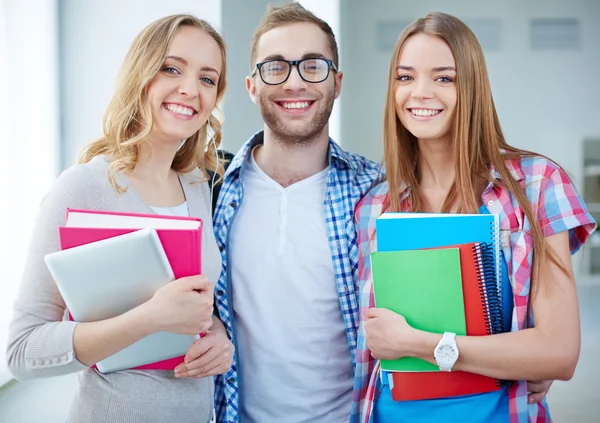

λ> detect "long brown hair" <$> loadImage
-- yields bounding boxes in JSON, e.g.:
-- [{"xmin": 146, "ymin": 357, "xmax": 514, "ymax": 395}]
[
  {"xmin": 382, "ymin": 11, "xmax": 564, "ymax": 293},
  {"xmin": 79, "ymin": 14, "xmax": 227, "ymax": 191}
]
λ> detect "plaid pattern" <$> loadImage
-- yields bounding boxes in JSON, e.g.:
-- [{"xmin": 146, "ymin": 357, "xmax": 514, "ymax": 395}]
[
  {"xmin": 212, "ymin": 131, "xmax": 381, "ymax": 422},
  {"xmin": 351, "ymin": 156, "xmax": 596, "ymax": 423}
]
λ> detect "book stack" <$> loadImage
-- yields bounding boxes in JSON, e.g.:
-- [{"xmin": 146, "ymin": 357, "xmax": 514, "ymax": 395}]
[
  {"xmin": 371, "ymin": 212, "xmax": 504, "ymax": 401},
  {"xmin": 44, "ymin": 208, "xmax": 203, "ymax": 373}
]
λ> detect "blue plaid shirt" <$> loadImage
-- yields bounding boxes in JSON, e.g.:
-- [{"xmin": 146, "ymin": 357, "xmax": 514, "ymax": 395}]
[{"xmin": 212, "ymin": 131, "xmax": 381, "ymax": 422}]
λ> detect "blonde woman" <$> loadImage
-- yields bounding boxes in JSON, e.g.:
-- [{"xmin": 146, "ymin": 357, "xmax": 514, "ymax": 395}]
[
  {"xmin": 352, "ymin": 12, "xmax": 595, "ymax": 423},
  {"xmin": 6, "ymin": 14, "xmax": 232, "ymax": 423}
]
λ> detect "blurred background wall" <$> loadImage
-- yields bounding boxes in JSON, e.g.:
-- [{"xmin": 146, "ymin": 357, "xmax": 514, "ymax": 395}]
[{"xmin": 1, "ymin": 0, "xmax": 599, "ymax": 420}]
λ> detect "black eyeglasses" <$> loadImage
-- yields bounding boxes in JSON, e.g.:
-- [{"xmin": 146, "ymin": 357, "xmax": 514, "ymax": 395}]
[{"xmin": 251, "ymin": 58, "xmax": 338, "ymax": 85}]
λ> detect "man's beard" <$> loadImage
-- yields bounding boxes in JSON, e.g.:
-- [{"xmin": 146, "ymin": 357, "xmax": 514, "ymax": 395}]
[{"xmin": 257, "ymin": 84, "xmax": 335, "ymax": 147}]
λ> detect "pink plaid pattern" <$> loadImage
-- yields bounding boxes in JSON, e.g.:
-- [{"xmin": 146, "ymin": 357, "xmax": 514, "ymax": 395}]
[{"xmin": 351, "ymin": 156, "xmax": 596, "ymax": 423}]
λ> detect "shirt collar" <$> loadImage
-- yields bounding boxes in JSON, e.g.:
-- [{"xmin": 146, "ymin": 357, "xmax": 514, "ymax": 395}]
[
  {"xmin": 490, "ymin": 156, "xmax": 524, "ymax": 182},
  {"xmin": 226, "ymin": 130, "xmax": 358, "ymax": 177},
  {"xmin": 395, "ymin": 157, "xmax": 523, "ymax": 203}
]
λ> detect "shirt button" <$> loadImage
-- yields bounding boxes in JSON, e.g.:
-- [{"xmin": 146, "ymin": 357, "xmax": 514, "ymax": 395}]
[
  {"xmin": 27, "ymin": 359, "xmax": 35, "ymax": 367},
  {"xmin": 62, "ymin": 355, "xmax": 69, "ymax": 363},
  {"xmin": 216, "ymin": 289, "xmax": 224, "ymax": 297},
  {"xmin": 487, "ymin": 200, "xmax": 494, "ymax": 206},
  {"xmin": 229, "ymin": 201, "xmax": 237, "ymax": 208},
  {"xmin": 227, "ymin": 377, "xmax": 235, "ymax": 384}
]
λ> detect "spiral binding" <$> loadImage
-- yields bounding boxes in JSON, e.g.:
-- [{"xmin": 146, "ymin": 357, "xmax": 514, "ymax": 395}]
[
  {"xmin": 473, "ymin": 241, "xmax": 510, "ymax": 387},
  {"xmin": 472, "ymin": 242, "xmax": 503, "ymax": 335}
]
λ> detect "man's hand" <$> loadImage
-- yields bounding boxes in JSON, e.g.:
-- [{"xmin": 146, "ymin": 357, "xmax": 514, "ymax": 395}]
[
  {"xmin": 174, "ymin": 319, "xmax": 234, "ymax": 378},
  {"xmin": 527, "ymin": 380, "xmax": 553, "ymax": 404}
]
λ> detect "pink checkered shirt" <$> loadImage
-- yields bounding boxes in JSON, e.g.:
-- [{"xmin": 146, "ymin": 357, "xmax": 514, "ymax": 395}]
[{"xmin": 351, "ymin": 156, "xmax": 596, "ymax": 423}]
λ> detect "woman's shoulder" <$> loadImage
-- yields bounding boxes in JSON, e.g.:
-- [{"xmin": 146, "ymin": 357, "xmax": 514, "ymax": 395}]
[
  {"xmin": 53, "ymin": 158, "xmax": 104, "ymax": 193},
  {"xmin": 366, "ymin": 181, "xmax": 390, "ymax": 199},
  {"xmin": 36, "ymin": 159, "xmax": 104, "ymax": 224},
  {"xmin": 356, "ymin": 181, "xmax": 389, "ymax": 220},
  {"xmin": 504, "ymin": 154, "xmax": 564, "ymax": 183},
  {"xmin": 48, "ymin": 156, "xmax": 115, "ymax": 207}
]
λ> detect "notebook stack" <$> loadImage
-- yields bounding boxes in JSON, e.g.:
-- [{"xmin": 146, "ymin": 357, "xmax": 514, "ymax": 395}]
[
  {"xmin": 371, "ymin": 212, "xmax": 505, "ymax": 401},
  {"xmin": 44, "ymin": 208, "xmax": 203, "ymax": 373}
]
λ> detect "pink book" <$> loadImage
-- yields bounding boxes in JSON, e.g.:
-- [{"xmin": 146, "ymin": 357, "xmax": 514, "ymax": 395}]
[{"xmin": 59, "ymin": 208, "xmax": 203, "ymax": 371}]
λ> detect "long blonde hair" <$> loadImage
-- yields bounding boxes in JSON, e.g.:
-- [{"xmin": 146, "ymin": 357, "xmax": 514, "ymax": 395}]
[
  {"xmin": 79, "ymin": 14, "xmax": 227, "ymax": 191},
  {"xmin": 382, "ymin": 11, "xmax": 564, "ymax": 293}
]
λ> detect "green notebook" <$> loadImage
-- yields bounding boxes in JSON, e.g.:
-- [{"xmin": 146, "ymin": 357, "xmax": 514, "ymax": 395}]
[{"xmin": 371, "ymin": 248, "xmax": 466, "ymax": 372}]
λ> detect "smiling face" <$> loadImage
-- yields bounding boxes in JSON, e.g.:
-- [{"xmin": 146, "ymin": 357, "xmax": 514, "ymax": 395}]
[
  {"xmin": 246, "ymin": 22, "xmax": 342, "ymax": 145},
  {"xmin": 146, "ymin": 25, "xmax": 222, "ymax": 145},
  {"xmin": 394, "ymin": 33, "xmax": 457, "ymax": 145}
]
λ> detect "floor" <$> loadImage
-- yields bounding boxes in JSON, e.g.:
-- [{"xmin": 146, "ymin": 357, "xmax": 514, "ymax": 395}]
[{"xmin": 1, "ymin": 284, "xmax": 599, "ymax": 422}]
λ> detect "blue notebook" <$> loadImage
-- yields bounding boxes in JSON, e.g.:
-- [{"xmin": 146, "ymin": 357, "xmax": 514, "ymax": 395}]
[{"xmin": 375, "ymin": 212, "xmax": 502, "ymax": 287}]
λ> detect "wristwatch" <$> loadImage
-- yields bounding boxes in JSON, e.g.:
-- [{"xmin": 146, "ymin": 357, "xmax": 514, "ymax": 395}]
[{"xmin": 434, "ymin": 332, "xmax": 459, "ymax": 372}]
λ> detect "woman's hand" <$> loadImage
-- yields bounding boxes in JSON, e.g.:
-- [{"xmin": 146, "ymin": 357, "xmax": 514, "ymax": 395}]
[
  {"xmin": 364, "ymin": 308, "xmax": 423, "ymax": 360},
  {"xmin": 144, "ymin": 275, "xmax": 214, "ymax": 335},
  {"xmin": 175, "ymin": 324, "xmax": 234, "ymax": 378}
]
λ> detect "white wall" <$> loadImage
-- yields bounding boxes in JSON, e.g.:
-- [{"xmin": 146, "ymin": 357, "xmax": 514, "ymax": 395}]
[
  {"xmin": 220, "ymin": 0, "xmax": 271, "ymax": 153},
  {"xmin": 298, "ymin": 0, "xmax": 341, "ymax": 144},
  {"xmin": 0, "ymin": 0, "xmax": 61, "ymax": 386},
  {"xmin": 0, "ymin": 0, "xmax": 10, "ymax": 387},
  {"xmin": 59, "ymin": 0, "xmax": 221, "ymax": 167}
]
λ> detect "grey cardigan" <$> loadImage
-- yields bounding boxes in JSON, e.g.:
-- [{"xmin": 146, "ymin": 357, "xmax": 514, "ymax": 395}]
[{"xmin": 6, "ymin": 156, "xmax": 222, "ymax": 423}]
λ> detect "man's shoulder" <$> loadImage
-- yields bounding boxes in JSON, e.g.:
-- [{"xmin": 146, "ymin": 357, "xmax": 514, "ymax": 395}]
[
  {"xmin": 329, "ymin": 142, "xmax": 382, "ymax": 185},
  {"xmin": 342, "ymin": 150, "xmax": 381, "ymax": 175},
  {"xmin": 220, "ymin": 132, "xmax": 264, "ymax": 182}
]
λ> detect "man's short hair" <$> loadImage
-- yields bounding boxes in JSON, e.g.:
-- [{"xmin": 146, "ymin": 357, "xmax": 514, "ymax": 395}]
[{"xmin": 249, "ymin": 2, "xmax": 339, "ymax": 72}]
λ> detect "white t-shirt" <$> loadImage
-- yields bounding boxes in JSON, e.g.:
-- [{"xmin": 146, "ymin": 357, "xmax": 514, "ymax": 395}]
[
  {"xmin": 230, "ymin": 150, "xmax": 354, "ymax": 423},
  {"xmin": 150, "ymin": 201, "xmax": 190, "ymax": 217}
]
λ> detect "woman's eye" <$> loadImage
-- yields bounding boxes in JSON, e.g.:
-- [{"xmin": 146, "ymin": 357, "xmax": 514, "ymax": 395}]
[
  {"xmin": 396, "ymin": 75, "xmax": 412, "ymax": 82},
  {"xmin": 436, "ymin": 76, "xmax": 454, "ymax": 83},
  {"xmin": 162, "ymin": 66, "xmax": 180, "ymax": 75},
  {"xmin": 200, "ymin": 77, "xmax": 216, "ymax": 86}
]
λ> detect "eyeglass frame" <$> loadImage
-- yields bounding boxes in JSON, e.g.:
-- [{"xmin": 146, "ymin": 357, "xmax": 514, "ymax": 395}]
[{"xmin": 251, "ymin": 57, "xmax": 338, "ymax": 86}]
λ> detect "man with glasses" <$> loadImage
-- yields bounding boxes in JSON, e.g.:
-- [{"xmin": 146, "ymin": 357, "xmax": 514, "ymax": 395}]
[{"xmin": 209, "ymin": 3, "xmax": 380, "ymax": 422}]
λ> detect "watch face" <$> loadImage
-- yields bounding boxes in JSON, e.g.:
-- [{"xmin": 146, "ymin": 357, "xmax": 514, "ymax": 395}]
[{"xmin": 436, "ymin": 344, "xmax": 458, "ymax": 363}]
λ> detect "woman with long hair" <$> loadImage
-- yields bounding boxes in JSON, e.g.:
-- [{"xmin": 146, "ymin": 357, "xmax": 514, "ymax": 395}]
[
  {"xmin": 7, "ymin": 14, "xmax": 232, "ymax": 423},
  {"xmin": 352, "ymin": 11, "xmax": 595, "ymax": 423}
]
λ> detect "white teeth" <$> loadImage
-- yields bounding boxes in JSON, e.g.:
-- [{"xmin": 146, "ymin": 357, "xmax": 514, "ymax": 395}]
[
  {"xmin": 282, "ymin": 101, "xmax": 310, "ymax": 110},
  {"xmin": 165, "ymin": 104, "xmax": 194, "ymax": 116},
  {"xmin": 411, "ymin": 109, "xmax": 441, "ymax": 117}
]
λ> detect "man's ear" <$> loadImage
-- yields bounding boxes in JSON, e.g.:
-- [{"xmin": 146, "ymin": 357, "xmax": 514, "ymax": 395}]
[
  {"xmin": 334, "ymin": 70, "xmax": 343, "ymax": 100},
  {"xmin": 246, "ymin": 76, "xmax": 257, "ymax": 104}
]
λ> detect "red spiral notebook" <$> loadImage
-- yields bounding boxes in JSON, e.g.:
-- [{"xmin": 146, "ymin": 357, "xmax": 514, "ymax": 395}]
[
  {"xmin": 390, "ymin": 242, "xmax": 502, "ymax": 401},
  {"xmin": 60, "ymin": 208, "xmax": 203, "ymax": 371}
]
